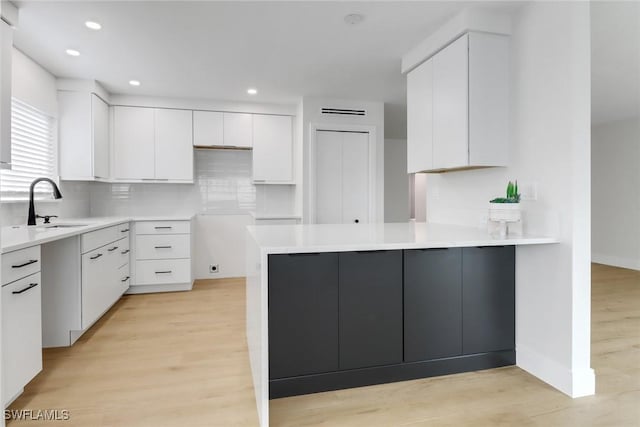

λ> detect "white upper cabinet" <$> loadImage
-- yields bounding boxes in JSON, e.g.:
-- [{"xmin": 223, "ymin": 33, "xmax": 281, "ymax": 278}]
[
  {"xmin": 252, "ymin": 114, "xmax": 293, "ymax": 183},
  {"xmin": 0, "ymin": 21, "xmax": 12, "ymax": 170},
  {"xmin": 92, "ymin": 95, "xmax": 110, "ymax": 179},
  {"xmin": 193, "ymin": 110, "xmax": 223, "ymax": 147},
  {"xmin": 407, "ymin": 57, "xmax": 433, "ymax": 173},
  {"xmin": 155, "ymin": 109, "xmax": 193, "ymax": 180},
  {"xmin": 58, "ymin": 92, "xmax": 110, "ymax": 180},
  {"xmin": 113, "ymin": 107, "xmax": 194, "ymax": 182},
  {"xmin": 224, "ymin": 112, "xmax": 253, "ymax": 148},
  {"xmin": 113, "ymin": 106, "xmax": 155, "ymax": 180},
  {"xmin": 406, "ymin": 32, "xmax": 509, "ymax": 173}
]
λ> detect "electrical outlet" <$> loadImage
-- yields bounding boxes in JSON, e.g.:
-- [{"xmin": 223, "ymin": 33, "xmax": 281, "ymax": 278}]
[{"xmin": 209, "ymin": 264, "xmax": 219, "ymax": 274}]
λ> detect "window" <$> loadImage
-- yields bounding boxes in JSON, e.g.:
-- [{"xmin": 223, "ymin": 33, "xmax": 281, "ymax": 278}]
[{"xmin": 0, "ymin": 98, "xmax": 57, "ymax": 201}]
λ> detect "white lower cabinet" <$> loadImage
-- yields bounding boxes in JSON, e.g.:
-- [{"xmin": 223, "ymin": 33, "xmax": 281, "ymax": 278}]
[
  {"xmin": 41, "ymin": 222, "xmax": 130, "ymax": 348},
  {"xmin": 129, "ymin": 219, "xmax": 193, "ymax": 293},
  {"xmin": 1, "ymin": 247, "xmax": 42, "ymax": 407}
]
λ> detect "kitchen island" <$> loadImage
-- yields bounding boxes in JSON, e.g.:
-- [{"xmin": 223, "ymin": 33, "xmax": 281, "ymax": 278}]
[{"xmin": 246, "ymin": 222, "xmax": 558, "ymax": 427}]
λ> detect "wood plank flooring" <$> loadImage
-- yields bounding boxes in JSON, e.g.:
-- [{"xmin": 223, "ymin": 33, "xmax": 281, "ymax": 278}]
[{"xmin": 7, "ymin": 264, "xmax": 640, "ymax": 426}]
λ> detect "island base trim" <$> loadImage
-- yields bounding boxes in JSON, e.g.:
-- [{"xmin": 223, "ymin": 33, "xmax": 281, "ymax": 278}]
[{"xmin": 269, "ymin": 350, "xmax": 515, "ymax": 399}]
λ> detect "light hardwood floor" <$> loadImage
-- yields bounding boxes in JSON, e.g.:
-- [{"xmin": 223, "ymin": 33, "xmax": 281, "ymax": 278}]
[{"xmin": 7, "ymin": 264, "xmax": 640, "ymax": 426}]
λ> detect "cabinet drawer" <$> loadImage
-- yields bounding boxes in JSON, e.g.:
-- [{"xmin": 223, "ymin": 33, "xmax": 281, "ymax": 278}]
[
  {"xmin": 2, "ymin": 245, "xmax": 41, "ymax": 286},
  {"xmin": 81, "ymin": 225, "xmax": 117, "ymax": 253},
  {"xmin": 135, "ymin": 234, "xmax": 190, "ymax": 260},
  {"xmin": 2, "ymin": 272, "xmax": 42, "ymax": 404},
  {"xmin": 135, "ymin": 221, "xmax": 190, "ymax": 235},
  {"xmin": 135, "ymin": 259, "xmax": 191, "ymax": 285},
  {"xmin": 118, "ymin": 264, "xmax": 131, "ymax": 293}
]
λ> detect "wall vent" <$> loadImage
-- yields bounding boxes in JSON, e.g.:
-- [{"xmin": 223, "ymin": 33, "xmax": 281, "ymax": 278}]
[{"xmin": 320, "ymin": 107, "xmax": 367, "ymax": 117}]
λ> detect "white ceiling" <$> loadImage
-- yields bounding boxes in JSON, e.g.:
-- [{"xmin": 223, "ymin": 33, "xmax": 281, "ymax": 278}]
[
  {"xmin": 12, "ymin": 1, "xmax": 518, "ymax": 110},
  {"xmin": 591, "ymin": 1, "xmax": 640, "ymax": 125}
]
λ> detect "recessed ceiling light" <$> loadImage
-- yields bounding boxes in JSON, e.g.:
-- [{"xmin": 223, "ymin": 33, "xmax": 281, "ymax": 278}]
[
  {"xmin": 85, "ymin": 21, "xmax": 102, "ymax": 30},
  {"xmin": 344, "ymin": 13, "xmax": 364, "ymax": 25},
  {"xmin": 129, "ymin": 80, "xmax": 141, "ymax": 87},
  {"xmin": 65, "ymin": 49, "xmax": 80, "ymax": 57},
  {"xmin": 247, "ymin": 88, "xmax": 258, "ymax": 95}
]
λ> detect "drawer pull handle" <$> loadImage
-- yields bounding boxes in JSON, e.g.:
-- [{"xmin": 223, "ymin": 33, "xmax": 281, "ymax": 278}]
[
  {"xmin": 121, "ymin": 249, "xmax": 130, "ymax": 255},
  {"xmin": 12, "ymin": 283, "xmax": 39, "ymax": 294},
  {"xmin": 155, "ymin": 270, "xmax": 172, "ymax": 274},
  {"xmin": 120, "ymin": 228, "xmax": 130, "ymax": 233},
  {"xmin": 154, "ymin": 245, "xmax": 172, "ymax": 249},
  {"xmin": 11, "ymin": 259, "xmax": 38, "ymax": 269},
  {"xmin": 121, "ymin": 276, "xmax": 130, "ymax": 282},
  {"xmin": 90, "ymin": 253, "xmax": 103, "ymax": 260},
  {"xmin": 108, "ymin": 246, "xmax": 119, "ymax": 252},
  {"xmin": 154, "ymin": 226, "xmax": 173, "ymax": 230}
]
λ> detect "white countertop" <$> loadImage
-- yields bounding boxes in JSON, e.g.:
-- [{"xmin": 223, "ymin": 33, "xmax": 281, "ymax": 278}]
[
  {"xmin": 1, "ymin": 215, "xmax": 195, "ymax": 254},
  {"xmin": 249, "ymin": 212, "xmax": 302, "ymax": 220},
  {"xmin": 247, "ymin": 222, "xmax": 558, "ymax": 254}
]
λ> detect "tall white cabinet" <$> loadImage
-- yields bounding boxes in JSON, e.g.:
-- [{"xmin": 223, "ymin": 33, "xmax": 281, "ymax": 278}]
[
  {"xmin": 406, "ymin": 32, "xmax": 509, "ymax": 173},
  {"xmin": 113, "ymin": 106, "xmax": 194, "ymax": 182}
]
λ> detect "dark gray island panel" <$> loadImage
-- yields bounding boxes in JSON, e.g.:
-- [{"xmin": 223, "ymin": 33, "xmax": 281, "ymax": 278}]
[
  {"xmin": 462, "ymin": 246, "xmax": 516, "ymax": 354},
  {"xmin": 268, "ymin": 253, "xmax": 339, "ymax": 379},
  {"xmin": 404, "ymin": 248, "xmax": 463, "ymax": 362},
  {"xmin": 339, "ymin": 250, "xmax": 403, "ymax": 370}
]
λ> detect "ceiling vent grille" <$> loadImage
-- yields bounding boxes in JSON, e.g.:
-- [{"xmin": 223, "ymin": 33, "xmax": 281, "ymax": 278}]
[{"xmin": 320, "ymin": 107, "xmax": 367, "ymax": 117}]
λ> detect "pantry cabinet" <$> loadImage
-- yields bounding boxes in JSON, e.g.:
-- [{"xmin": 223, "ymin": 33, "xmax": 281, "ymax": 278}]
[
  {"xmin": 406, "ymin": 32, "xmax": 509, "ymax": 173},
  {"xmin": 113, "ymin": 106, "xmax": 194, "ymax": 182}
]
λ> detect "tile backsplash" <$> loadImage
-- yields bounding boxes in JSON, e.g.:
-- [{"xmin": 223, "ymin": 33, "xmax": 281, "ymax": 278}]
[
  {"xmin": 1, "ymin": 149, "xmax": 296, "ymax": 225},
  {"xmin": 90, "ymin": 149, "xmax": 258, "ymax": 217}
]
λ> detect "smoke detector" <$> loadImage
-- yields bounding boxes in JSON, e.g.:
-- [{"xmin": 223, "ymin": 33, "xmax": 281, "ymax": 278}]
[{"xmin": 344, "ymin": 13, "xmax": 364, "ymax": 25}]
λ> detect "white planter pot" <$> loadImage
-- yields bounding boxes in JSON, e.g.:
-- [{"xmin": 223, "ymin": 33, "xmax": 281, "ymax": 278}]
[{"xmin": 488, "ymin": 202, "xmax": 521, "ymax": 222}]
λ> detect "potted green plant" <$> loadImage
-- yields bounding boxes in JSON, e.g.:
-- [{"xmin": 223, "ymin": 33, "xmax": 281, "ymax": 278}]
[{"xmin": 489, "ymin": 180, "xmax": 522, "ymax": 223}]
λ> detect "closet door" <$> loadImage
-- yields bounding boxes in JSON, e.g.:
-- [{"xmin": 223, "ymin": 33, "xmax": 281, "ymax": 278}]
[
  {"xmin": 341, "ymin": 132, "xmax": 369, "ymax": 225},
  {"xmin": 315, "ymin": 130, "xmax": 343, "ymax": 224}
]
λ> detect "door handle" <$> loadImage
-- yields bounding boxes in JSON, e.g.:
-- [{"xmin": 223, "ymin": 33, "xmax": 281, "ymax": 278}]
[
  {"xmin": 90, "ymin": 253, "xmax": 103, "ymax": 260},
  {"xmin": 154, "ymin": 226, "xmax": 172, "ymax": 230},
  {"xmin": 154, "ymin": 246, "xmax": 172, "ymax": 249},
  {"xmin": 12, "ymin": 283, "xmax": 39, "ymax": 294},
  {"xmin": 155, "ymin": 270, "xmax": 172, "ymax": 274},
  {"xmin": 121, "ymin": 276, "xmax": 130, "ymax": 282},
  {"xmin": 11, "ymin": 259, "xmax": 38, "ymax": 268},
  {"xmin": 121, "ymin": 249, "xmax": 130, "ymax": 255},
  {"xmin": 108, "ymin": 246, "xmax": 119, "ymax": 252},
  {"xmin": 120, "ymin": 228, "xmax": 130, "ymax": 233}
]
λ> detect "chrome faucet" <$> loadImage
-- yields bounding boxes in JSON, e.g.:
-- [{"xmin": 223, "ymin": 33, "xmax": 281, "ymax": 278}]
[{"xmin": 27, "ymin": 178, "xmax": 63, "ymax": 226}]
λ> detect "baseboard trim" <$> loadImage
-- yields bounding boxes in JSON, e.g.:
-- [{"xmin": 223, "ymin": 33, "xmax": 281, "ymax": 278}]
[
  {"xmin": 517, "ymin": 344, "xmax": 595, "ymax": 397},
  {"xmin": 125, "ymin": 282, "xmax": 193, "ymax": 294},
  {"xmin": 269, "ymin": 350, "xmax": 515, "ymax": 399},
  {"xmin": 592, "ymin": 253, "xmax": 640, "ymax": 271}
]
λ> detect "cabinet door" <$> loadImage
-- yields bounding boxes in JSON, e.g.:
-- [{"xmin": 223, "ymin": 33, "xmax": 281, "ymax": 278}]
[
  {"xmin": 341, "ymin": 132, "xmax": 369, "ymax": 224},
  {"xmin": 404, "ymin": 248, "xmax": 462, "ymax": 362},
  {"xmin": 433, "ymin": 34, "xmax": 469, "ymax": 170},
  {"xmin": 113, "ymin": 106, "xmax": 155, "ymax": 180},
  {"xmin": 223, "ymin": 112, "xmax": 252, "ymax": 148},
  {"xmin": 339, "ymin": 251, "xmax": 402, "ymax": 370},
  {"xmin": 253, "ymin": 114, "xmax": 293, "ymax": 183},
  {"xmin": 2, "ymin": 273, "xmax": 42, "ymax": 404},
  {"xmin": 155, "ymin": 109, "xmax": 193, "ymax": 180},
  {"xmin": 462, "ymin": 246, "xmax": 515, "ymax": 354},
  {"xmin": 407, "ymin": 58, "xmax": 433, "ymax": 173},
  {"xmin": 81, "ymin": 246, "xmax": 110, "ymax": 329},
  {"xmin": 268, "ymin": 253, "xmax": 339, "ymax": 379},
  {"xmin": 193, "ymin": 110, "xmax": 223, "ymax": 147},
  {"xmin": 91, "ymin": 94, "xmax": 110, "ymax": 179},
  {"xmin": 0, "ymin": 21, "xmax": 12, "ymax": 169}
]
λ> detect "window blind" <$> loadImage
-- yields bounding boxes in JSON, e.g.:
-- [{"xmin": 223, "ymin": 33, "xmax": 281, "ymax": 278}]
[{"xmin": 0, "ymin": 98, "xmax": 57, "ymax": 200}]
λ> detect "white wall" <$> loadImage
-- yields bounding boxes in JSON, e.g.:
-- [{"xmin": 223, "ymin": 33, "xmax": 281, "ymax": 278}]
[
  {"xmin": 301, "ymin": 97, "xmax": 385, "ymax": 223},
  {"xmin": 592, "ymin": 117, "xmax": 640, "ymax": 270},
  {"xmin": 384, "ymin": 139, "xmax": 409, "ymax": 222},
  {"xmin": 421, "ymin": 2, "xmax": 593, "ymax": 397}
]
